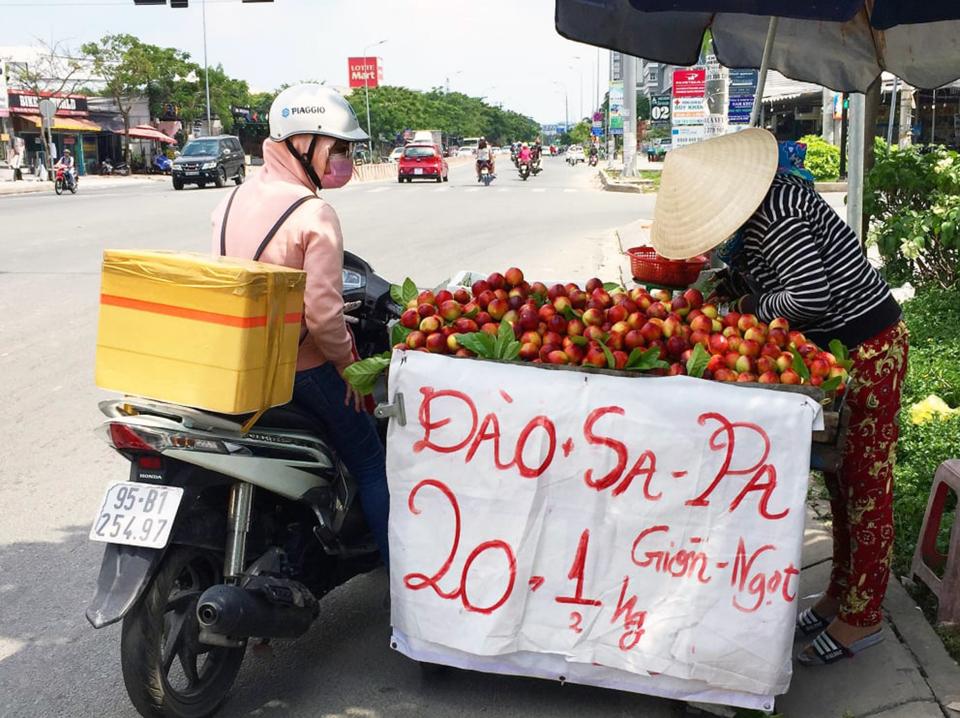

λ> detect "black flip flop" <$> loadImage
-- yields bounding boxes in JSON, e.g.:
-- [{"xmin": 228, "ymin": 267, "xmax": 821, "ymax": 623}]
[{"xmin": 796, "ymin": 606, "xmax": 833, "ymax": 637}]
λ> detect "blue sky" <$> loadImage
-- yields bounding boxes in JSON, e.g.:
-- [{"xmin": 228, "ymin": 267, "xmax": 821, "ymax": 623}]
[{"xmin": 0, "ymin": 0, "xmax": 610, "ymax": 123}]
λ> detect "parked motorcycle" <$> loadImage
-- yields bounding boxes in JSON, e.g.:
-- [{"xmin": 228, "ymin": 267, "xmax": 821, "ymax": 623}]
[
  {"xmin": 100, "ymin": 158, "xmax": 130, "ymax": 176},
  {"xmin": 54, "ymin": 165, "xmax": 77, "ymax": 195},
  {"xmin": 152, "ymin": 154, "xmax": 173, "ymax": 175},
  {"xmin": 86, "ymin": 251, "xmax": 399, "ymax": 718}
]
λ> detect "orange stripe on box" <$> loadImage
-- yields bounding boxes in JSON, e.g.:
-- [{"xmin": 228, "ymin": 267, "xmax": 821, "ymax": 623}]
[{"xmin": 101, "ymin": 294, "xmax": 302, "ymax": 328}]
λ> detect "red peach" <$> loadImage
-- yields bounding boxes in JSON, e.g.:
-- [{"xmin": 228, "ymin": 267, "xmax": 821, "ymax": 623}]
[
  {"xmin": 418, "ymin": 303, "xmax": 438, "ymax": 318},
  {"xmin": 737, "ymin": 314, "xmax": 759, "ymax": 332},
  {"xmin": 419, "ymin": 316, "xmax": 441, "ymax": 333},
  {"xmin": 406, "ymin": 331, "xmax": 427, "ymax": 349},
  {"xmin": 481, "ymin": 322, "xmax": 500, "ymax": 336},
  {"xmin": 487, "ymin": 272, "xmax": 505, "ymax": 290},
  {"xmin": 708, "ymin": 334, "xmax": 729, "ymax": 355},
  {"xmin": 738, "ymin": 339, "xmax": 761, "ymax": 357},
  {"xmin": 400, "ymin": 308, "xmax": 420, "ymax": 329},
  {"xmin": 682, "ymin": 288, "xmax": 704, "ymax": 310},
  {"xmin": 439, "ymin": 300, "xmax": 462, "ymax": 322},
  {"xmin": 624, "ymin": 330, "xmax": 646, "ymax": 350},
  {"xmin": 505, "ymin": 267, "xmax": 524, "ymax": 288}
]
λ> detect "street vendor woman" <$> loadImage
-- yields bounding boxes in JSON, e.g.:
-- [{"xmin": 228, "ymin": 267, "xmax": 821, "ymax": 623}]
[{"xmin": 650, "ymin": 128, "xmax": 907, "ymax": 667}]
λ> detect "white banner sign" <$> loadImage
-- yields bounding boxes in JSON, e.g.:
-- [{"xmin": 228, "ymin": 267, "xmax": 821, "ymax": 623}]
[{"xmin": 387, "ymin": 353, "xmax": 822, "ymax": 710}]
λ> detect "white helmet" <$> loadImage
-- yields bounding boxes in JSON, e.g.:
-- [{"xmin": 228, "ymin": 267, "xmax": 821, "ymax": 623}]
[
  {"xmin": 268, "ymin": 83, "xmax": 368, "ymax": 189},
  {"xmin": 269, "ymin": 83, "xmax": 368, "ymax": 143}
]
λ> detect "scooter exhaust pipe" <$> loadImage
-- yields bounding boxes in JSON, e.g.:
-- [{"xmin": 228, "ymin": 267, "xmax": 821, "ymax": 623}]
[{"xmin": 197, "ymin": 577, "xmax": 317, "ymax": 640}]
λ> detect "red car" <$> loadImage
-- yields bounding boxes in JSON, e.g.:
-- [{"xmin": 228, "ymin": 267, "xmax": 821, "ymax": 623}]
[{"xmin": 398, "ymin": 144, "xmax": 448, "ymax": 183}]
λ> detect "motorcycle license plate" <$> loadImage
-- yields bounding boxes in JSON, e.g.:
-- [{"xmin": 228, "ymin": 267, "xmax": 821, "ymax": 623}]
[
  {"xmin": 414, "ymin": 168, "xmax": 423, "ymax": 175},
  {"xmin": 89, "ymin": 481, "xmax": 183, "ymax": 549}
]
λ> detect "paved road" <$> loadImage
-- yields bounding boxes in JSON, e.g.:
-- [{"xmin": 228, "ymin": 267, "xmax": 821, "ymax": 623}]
[{"xmin": 0, "ymin": 158, "xmax": 676, "ymax": 717}]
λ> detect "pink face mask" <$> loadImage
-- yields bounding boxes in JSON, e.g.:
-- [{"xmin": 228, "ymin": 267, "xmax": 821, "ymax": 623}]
[{"xmin": 322, "ymin": 154, "xmax": 354, "ymax": 189}]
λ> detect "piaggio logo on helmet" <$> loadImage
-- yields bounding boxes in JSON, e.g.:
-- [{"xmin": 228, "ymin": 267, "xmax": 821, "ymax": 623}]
[{"xmin": 283, "ymin": 105, "xmax": 326, "ymax": 117}]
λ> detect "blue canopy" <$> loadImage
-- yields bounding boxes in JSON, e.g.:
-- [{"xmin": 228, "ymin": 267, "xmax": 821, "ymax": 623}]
[{"xmin": 556, "ymin": 0, "xmax": 960, "ymax": 91}]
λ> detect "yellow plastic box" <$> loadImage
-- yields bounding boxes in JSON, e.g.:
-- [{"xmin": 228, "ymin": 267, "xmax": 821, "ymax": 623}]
[{"xmin": 96, "ymin": 250, "xmax": 306, "ymax": 415}]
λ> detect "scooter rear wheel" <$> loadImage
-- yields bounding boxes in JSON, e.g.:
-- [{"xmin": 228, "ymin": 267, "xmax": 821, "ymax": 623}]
[{"xmin": 120, "ymin": 547, "xmax": 245, "ymax": 718}]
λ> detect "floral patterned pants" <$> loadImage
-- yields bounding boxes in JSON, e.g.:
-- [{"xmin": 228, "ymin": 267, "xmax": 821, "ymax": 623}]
[{"xmin": 824, "ymin": 321, "xmax": 909, "ymax": 627}]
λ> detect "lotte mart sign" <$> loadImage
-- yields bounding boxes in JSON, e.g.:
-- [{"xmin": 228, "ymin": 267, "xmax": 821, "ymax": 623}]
[{"xmin": 347, "ymin": 57, "xmax": 383, "ymax": 89}]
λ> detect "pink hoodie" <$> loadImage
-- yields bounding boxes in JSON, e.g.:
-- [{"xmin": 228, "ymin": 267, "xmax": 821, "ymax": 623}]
[{"xmin": 211, "ymin": 137, "xmax": 354, "ymax": 373}]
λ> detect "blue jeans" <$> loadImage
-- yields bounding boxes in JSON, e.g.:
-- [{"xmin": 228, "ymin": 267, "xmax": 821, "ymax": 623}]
[{"xmin": 293, "ymin": 362, "xmax": 389, "ymax": 564}]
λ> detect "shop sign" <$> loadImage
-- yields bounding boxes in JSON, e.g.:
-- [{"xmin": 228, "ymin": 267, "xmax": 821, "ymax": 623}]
[
  {"xmin": 672, "ymin": 124, "xmax": 706, "ymax": 147},
  {"xmin": 672, "ymin": 68, "xmax": 706, "ymax": 98},
  {"xmin": 7, "ymin": 90, "xmax": 89, "ymax": 117},
  {"xmin": 609, "ymin": 82, "xmax": 624, "ymax": 136},
  {"xmin": 348, "ymin": 57, "xmax": 382, "ymax": 89},
  {"xmin": 650, "ymin": 95, "xmax": 671, "ymax": 126}
]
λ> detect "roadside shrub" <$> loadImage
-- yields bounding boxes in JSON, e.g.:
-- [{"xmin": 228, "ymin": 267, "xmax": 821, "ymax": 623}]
[
  {"xmin": 891, "ymin": 287, "xmax": 960, "ymax": 576},
  {"xmin": 797, "ymin": 134, "xmax": 840, "ymax": 181},
  {"xmin": 864, "ymin": 144, "xmax": 960, "ymax": 289}
]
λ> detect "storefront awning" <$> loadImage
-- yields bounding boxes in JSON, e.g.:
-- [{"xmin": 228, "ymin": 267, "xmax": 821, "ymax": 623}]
[
  {"xmin": 114, "ymin": 124, "xmax": 177, "ymax": 144},
  {"xmin": 19, "ymin": 115, "xmax": 103, "ymax": 132}
]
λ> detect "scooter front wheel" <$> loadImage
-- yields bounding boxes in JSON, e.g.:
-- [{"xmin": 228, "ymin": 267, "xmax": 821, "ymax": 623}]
[
  {"xmin": 120, "ymin": 547, "xmax": 245, "ymax": 718},
  {"xmin": 54, "ymin": 179, "xmax": 64, "ymax": 195}
]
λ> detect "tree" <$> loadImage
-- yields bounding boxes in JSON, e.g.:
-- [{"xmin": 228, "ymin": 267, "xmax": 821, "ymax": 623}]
[
  {"xmin": 562, "ymin": 120, "xmax": 593, "ymax": 147},
  {"xmin": 9, "ymin": 40, "xmax": 86, "ymax": 170},
  {"xmin": 82, "ymin": 34, "xmax": 154, "ymax": 162}
]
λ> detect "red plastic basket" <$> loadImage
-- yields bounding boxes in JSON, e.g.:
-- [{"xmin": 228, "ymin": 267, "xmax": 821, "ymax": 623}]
[{"xmin": 625, "ymin": 246, "xmax": 708, "ymax": 288}]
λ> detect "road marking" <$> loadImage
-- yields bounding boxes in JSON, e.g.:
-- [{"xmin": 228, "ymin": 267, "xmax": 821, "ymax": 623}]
[
  {"xmin": 532, "ymin": 188, "xmax": 546, "ymax": 193},
  {"xmin": 433, "ymin": 186, "xmax": 450, "ymax": 192},
  {"xmin": 563, "ymin": 188, "xmax": 578, "ymax": 193},
  {"xmin": 464, "ymin": 187, "xmax": 481, "ymax": 193},
  {"xmin": 497, "ymin": 188, "xmax": 510, "ymax": 192},
  {"xmin": 366, "ymin": 186, "xmax": 391, "ymax": 193}
]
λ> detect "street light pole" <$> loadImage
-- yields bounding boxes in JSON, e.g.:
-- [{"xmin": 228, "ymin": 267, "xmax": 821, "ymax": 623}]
[
  {"xmin": 362, "ymin": 39, "xmax": 386, "ymax": 162},
  {"xmin": 202, "ymin": 0, "xmax": 211, "ymax": 134}
]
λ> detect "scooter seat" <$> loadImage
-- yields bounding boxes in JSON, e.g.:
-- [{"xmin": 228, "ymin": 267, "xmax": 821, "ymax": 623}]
[{"xmin": 254, "ymin": 403, "xmax": 321, "ymax": 432}]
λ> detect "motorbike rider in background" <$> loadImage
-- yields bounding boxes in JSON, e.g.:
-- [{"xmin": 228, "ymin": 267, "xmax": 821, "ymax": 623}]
[
  {"xmin": 55, "ymin": 148, "xmax": 77, "ymax": 190},
  {"xmin": 476, "ymin": 137, "xmax": 495, "ymax": 181},
  {"xmin": 210, "ymin": 83, "xmax": 390, "ymax": 564}
]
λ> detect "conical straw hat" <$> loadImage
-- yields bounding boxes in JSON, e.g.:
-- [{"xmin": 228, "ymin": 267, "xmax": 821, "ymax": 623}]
[{"xmin": 650, "ymin": 128, "xmax": 778, "ymax": 260}]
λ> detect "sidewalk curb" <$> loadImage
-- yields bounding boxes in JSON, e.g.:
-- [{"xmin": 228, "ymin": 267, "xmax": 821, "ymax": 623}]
[
  {"xmin": 885, "ymin": 576, "xmax": 960, "ymax": 714},
  {"xmin": 0, "ymin": 175, "xmax": 167, "ymax": 197},
  {"xmin": 598, "ymin": 168, "xmax": 651, "ymax": 194},
  {"xmin": 815, "ymin": 181, "xmax": 848, "ymax": 193}
]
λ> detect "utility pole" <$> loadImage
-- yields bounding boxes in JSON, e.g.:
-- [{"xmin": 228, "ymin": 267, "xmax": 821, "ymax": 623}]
[
  {"xmin": 202, "ymin": 0, "xmax": 211, "ymax": 134},
  {"xmin": 821, "ymin": 87, "xmax": 835, "ymax": 144},
  {"xmin": 622, "ymin": 54, "xmax": 638, "ymax": 177},
  {"xmin": 898, "ymin": 84, "xmax": 913, "ymax": 147},
  {"xmin": 362, "ymin": 40, "xmax": 386, "ymax": 162},
  {"xmin": 885, "ymin": 77, "xmax": 899, "ymax": 146}
]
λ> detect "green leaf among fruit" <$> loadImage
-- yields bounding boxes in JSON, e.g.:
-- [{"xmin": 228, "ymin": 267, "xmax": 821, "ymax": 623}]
[{"xmin": 343, "ymin": 352, "xmax": 391, "ymax": 396}]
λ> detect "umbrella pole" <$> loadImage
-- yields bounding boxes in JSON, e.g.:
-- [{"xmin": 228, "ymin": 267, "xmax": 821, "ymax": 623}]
[
  {"xmin": 749, "ymin": 17, "xmax": 779, "ymax": 127},
  {"xmin": 847, "ymin": 93, "xmax": 866, "ymax": 241}
]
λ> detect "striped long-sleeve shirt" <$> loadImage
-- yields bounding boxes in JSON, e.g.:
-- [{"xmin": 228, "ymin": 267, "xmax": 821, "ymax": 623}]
[{"xmin": 739, "ymin": 174, "xmax": 901, "ymax": 348}]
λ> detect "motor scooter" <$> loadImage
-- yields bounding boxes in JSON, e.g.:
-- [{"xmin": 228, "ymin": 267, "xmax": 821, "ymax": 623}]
[
  {"xmin": 86, "ymin": 252, "xmax": 400, "ymax": 718},
  {"xmin": 479, "ymin": 160, "xmax": 495, "ymax": 186},
  {"xmin": 153, "ymin": 154, "xmax": 173, "ymax": 174},
  {"xmin": 54, "ymin": 165, "xmax": 78, "ymax": 195},
  {"xmin": 101, "ymin": 158, "xmax": 130, "ymax": 176}
]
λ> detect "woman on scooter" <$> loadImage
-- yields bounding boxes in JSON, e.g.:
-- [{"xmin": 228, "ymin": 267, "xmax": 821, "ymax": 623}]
[{"xmin": 211, "ymin": 83, "xmax": 390, "ymax": 564}]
